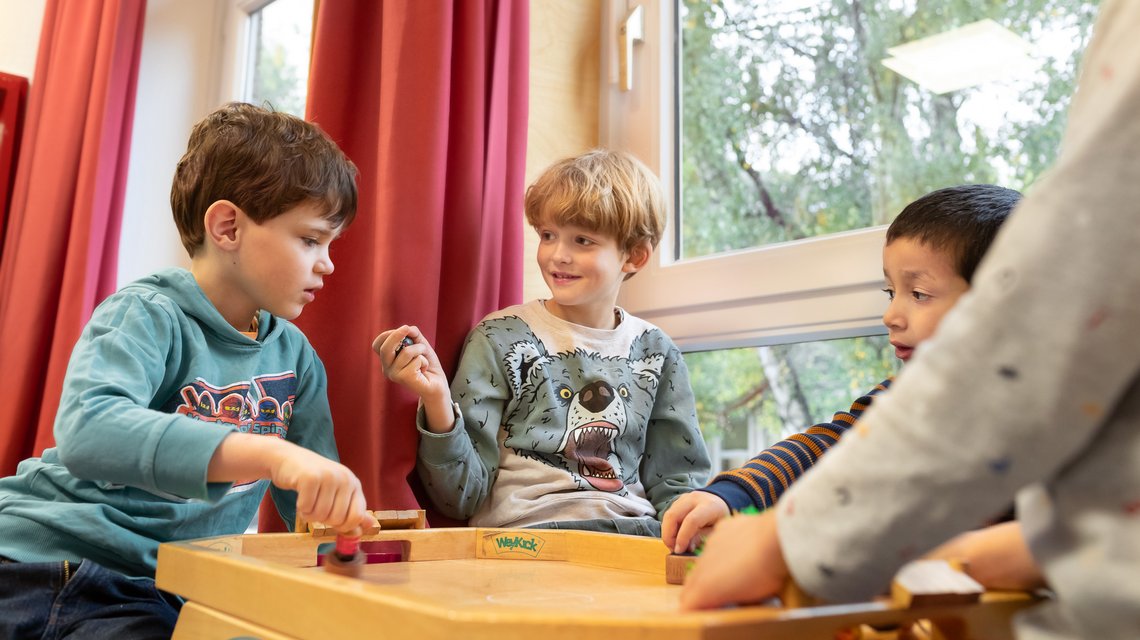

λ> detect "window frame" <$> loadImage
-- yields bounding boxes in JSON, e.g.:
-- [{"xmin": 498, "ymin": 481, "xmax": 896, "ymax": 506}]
[
  {"xmin": 601, "ymin": 0, "xmax": 889, "ymax": 352},
  {"xmin": 213, "ymin": 0, "xmax": 281, "ymax": 109}
]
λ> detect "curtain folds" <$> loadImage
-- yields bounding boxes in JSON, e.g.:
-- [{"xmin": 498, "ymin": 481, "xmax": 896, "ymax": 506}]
[
  {"xmin": 262, "ymin": 0, "xmax": 528, "ymax": 529},
  {"xmin": 0, "ymin": 0, "xmax": 146, "ymax": 475}
]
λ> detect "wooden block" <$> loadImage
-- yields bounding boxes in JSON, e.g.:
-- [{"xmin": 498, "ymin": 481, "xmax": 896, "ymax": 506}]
[
  {"xmin": 664, "ymin": 553, "xmax": 697, "ymax": 584},
  {"xmin": 307, "ymin": 521, "xmax": 381, "ymax": 538},
  {"xmin": 373, "ymin": 509, "xmax": 426, "ymax": 530},
  {"xmin": 305, "ymin": 509, "xmax": 426, "ymax": 537},
  {"xmin": 891, "ymin": 560, "xmax": 984, "ymax": 608}
]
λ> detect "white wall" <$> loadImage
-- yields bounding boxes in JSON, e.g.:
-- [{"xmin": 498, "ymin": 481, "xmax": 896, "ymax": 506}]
[
  {"xmin": 0, "ymin": 0, "xmax": 46, "ymax": 80},
  {"xmin": 117, "ymin": 0, "xmax": 231, "ymax": 285}
]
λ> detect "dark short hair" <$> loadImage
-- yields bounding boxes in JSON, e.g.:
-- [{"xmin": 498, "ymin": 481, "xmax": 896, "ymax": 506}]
[
  {"xmin": 885, "ymin": 184, "xmax": 1021, "ymax": 283},
  {"xmin": 170, "ymin": 102, "xmax": 358, "ymax": 256}
]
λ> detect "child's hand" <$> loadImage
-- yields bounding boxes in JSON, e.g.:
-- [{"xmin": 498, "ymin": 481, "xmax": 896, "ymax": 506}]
[
  {"xmin": 680, "ymin": 510, "xmax": 789, "ymax": 610},
  {"xmin": 268, "ymin": 443, "xmax": 371, "ymax": 533},
  {"xmin": 372, "ymin": 326, "xmax": 449, "ymax": 400},
  {"xmin": 924, "ymin": 520, "xmax": 1045, "ymax": 591},
  {"xmin": 372, "ymin": 326, "xmax": 456, "ymax": 434},
  {"xmin": 661, "ymin": 491, "xmax": 731, "ymax": 554},
  {"xmin": 208, "ymin": 433, "xmax": 369, "ymax": 532}
]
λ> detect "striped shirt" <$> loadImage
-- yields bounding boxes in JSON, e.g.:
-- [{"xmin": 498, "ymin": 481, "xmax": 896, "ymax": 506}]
[{"xmin": 699, "ymin": 378, "xmax": 893, "ymax": 511}]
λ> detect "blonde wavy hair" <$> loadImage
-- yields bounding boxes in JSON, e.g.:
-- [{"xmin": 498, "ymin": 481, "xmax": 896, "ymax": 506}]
[{"xmin": 524, "ymin": 149, "xmax": 666, "ymax": 255}]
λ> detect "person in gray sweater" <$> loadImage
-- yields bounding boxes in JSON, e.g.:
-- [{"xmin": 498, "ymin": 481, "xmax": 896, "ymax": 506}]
[
  {"xmin": 375, "ymin": 150, "xmax": 710, "ymax": 536},
  {"xmin": 681, "ymin": 2, "xmax": 1140, "ymax": 638}
]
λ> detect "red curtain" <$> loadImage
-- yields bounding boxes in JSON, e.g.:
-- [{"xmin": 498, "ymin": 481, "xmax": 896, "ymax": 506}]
[
  {"xmin": 261, "ymin": 0, "xmax": 528, "ymax": 529},
  {"xmin": 0, "ymin": 0, "xmax": 146, "ymax": 475}
]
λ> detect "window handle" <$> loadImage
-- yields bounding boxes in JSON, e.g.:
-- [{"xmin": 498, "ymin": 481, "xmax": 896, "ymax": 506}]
[{"xmin": 619, "ymin": 4, "xmax": 644, "ymax": 92}]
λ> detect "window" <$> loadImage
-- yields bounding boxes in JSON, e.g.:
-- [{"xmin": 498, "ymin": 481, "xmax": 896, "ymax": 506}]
[
  {"xmin": 688, "ymin": 335, "xmax": 895, "ymax": 474},
  {"xmin": 602, "ymin": 0, "xmax": 1098, "ymax": 464},
  {"xmin": 217, "ymin": 0, "xmax": 315, "ymax": 116},
  {"xmin": 677, "ymin": 1, "xmax": 1097, "ymax": 260},
  {"xmin": 244, "ymin": 0, "xmax": 314, "ymax": 116}
]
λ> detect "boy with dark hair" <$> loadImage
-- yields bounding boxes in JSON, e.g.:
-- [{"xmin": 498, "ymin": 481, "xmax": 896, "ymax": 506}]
[
  {"xmin": 0, "ymin": 102, "xmax": 372, "ymax": 639},
  {"xmin": 664, "ymin": 184, "xmax": 1021, "ymax": 554},
  {"xmin": 374, "ymin": 149, "xmax": 711, "ymax": 537}
]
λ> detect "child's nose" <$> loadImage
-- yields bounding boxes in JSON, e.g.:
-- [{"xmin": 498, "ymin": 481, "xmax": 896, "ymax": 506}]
[
  {"xmin": 881, "ymin": 299, "xmax": 904, "ymax": 330},
  {"xmin": 552, "ymin": 242, "xmax": 572, "ymax": 263}
]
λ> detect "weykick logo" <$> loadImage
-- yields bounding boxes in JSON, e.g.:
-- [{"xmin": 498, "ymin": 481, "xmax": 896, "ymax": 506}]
[{"xmin": 485, "ymin": 532, "xmax": 545, "ymax": 558}]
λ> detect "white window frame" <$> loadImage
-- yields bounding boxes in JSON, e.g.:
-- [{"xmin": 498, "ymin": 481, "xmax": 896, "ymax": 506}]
[
  {"xmin": 602, "ymin": 0, "xmax": 889, "ymax": 353},
  {"xmin": 213, "ymin": 0, "xmax": 279, "ymax": 109}
]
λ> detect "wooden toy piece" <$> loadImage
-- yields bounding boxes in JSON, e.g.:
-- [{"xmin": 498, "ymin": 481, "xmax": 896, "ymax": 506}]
[
  {"xmin": 322, "ymin": 528, "xmax": 364, "ymax": 578},
  {"xmin": 306, "ymin": 509, "xmax": 425, "ymax": 537},
  {"xmin": 308, "ymin": 520, "xmax": 381, "ymax": 538},
  {"xmin": 316, "ymin": 539, "xmax": 409, "ymax": 568},
  {"xmin": 372, "ymin": 509, "xmax": 426, "ymax": 530},
  {"xmin": 891, "ymin": 560, "xmax": 984, "ymax": 608},
  {"xmin": 664, "ymin": 553, "xmax": 697, "ymax": 585}
]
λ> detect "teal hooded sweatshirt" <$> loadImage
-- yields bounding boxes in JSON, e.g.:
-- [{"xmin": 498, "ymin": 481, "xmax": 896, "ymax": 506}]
[{"xmin": 0, "ymin": 268, "xmax": 339, "ymax": 577}]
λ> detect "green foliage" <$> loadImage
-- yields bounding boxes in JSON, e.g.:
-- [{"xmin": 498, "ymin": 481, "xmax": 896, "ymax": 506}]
[
  {"xmin": 253, "ymin": 42, "xmax": 306, "ymax": 118},
  {"xmin": 685, "ymin": 335, "xmax": 897, "ymax": 443},
  {"xmin": 679, "ymin": 1, "xmax": 1097, "ymax": 462},
  {"xmin": 679, "ymin": 0, "xmax": 1098, "ymax": 259},
  {"xmin": 248, "ymin": 1, "xmax": 313, "ymax": 118}
]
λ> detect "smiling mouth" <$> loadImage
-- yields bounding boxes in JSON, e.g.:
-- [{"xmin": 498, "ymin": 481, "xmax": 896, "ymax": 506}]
[{"xmin": 550, "ymin": 273, "xmax": 581, "ymax": 286}]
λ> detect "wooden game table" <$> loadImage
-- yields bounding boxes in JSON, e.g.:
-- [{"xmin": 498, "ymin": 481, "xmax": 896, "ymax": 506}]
[{"xmin": 156, "ymin": 526, "xmax": 1037, "ymax": 640}]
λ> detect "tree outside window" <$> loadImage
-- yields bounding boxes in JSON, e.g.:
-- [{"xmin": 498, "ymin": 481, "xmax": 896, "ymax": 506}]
[{"xmin": 678, "ymin": 1, "xmax": 1097, "ymax": 472}]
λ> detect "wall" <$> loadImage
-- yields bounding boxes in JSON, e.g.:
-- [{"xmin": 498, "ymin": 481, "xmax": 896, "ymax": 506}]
[
  {"xmin": 0, "ymin": 0, "xmax": 46, "ymax": 80},
  {"xmin": 523, "ymin": 0, "xmax": 601, "ymax": 302},
  {"xmin": 117, "ymin": 0, "xmax": 229, "ymax": 284}
]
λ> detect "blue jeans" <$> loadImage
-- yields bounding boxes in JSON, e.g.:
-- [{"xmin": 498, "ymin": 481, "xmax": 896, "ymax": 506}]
[{"xmin": 0, "ymin": 557, "xmax": 182, "ymax": 640}]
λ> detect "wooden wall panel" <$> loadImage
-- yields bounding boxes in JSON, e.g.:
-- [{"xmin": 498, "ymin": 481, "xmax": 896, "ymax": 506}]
[{"xmin": 522, "ymin": 0, "xmax": 602, "ymax": 302}]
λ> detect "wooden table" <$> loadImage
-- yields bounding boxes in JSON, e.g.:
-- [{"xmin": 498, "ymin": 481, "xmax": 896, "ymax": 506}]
[{"xmin": 156, "ymin": 527, "xmax": 1037, "ymax": 640}]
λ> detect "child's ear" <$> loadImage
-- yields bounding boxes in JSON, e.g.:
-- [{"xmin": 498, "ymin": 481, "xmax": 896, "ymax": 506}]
[
  {"xmin": 202, "ymin": 200, "xmax": 242, "ymax": 250},
  {"xmin": 622, "ymin": 240, "xmax": 653, "ymax": 275}
]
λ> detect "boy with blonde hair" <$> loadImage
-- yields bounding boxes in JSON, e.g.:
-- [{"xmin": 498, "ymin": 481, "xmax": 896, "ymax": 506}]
[
  {"xmin": 375, "ymin": 149, "xmax": 710, "ymax": 536},
  {"xmin": 0, "ymin": 102, "xmax": 373, "ymax": 638}
]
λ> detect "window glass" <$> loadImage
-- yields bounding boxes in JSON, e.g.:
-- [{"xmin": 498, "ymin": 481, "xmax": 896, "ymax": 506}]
[
  {"xmin": 246, "ymin": 0, "xmax": 314, "ymax": 117},
  {"xmin": 686, "ymin": 335, "xmax": 897, "ymax": 475},
  {"xmin": 678, "ymin": 0, "xmax": 1099, "ymax": 260}
]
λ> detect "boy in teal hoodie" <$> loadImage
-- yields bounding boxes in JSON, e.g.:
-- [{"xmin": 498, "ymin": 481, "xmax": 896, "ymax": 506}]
[{"xmin": 0, "ymin": 102, "xmax": 372, "ymax": 639}]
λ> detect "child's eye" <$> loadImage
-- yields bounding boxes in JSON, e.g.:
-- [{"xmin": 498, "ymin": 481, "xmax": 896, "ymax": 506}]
[
  {"xmin": 575, "ymin": 236, "xmax": 594, "ymax": 246},
  {"xmin": 302, "ymin": 237, "xmax": 319, "ymax": 247},
  {"xmin": 881, "ymin": 288, "xmax": 895, "ymax": 301},
  {"xmin": 912, "ymin": 291, "xmax": 931, "ymax": 302},
  {"xmin": 539, "ymin": 230, "xmax": 555, "ymax": 241}
]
